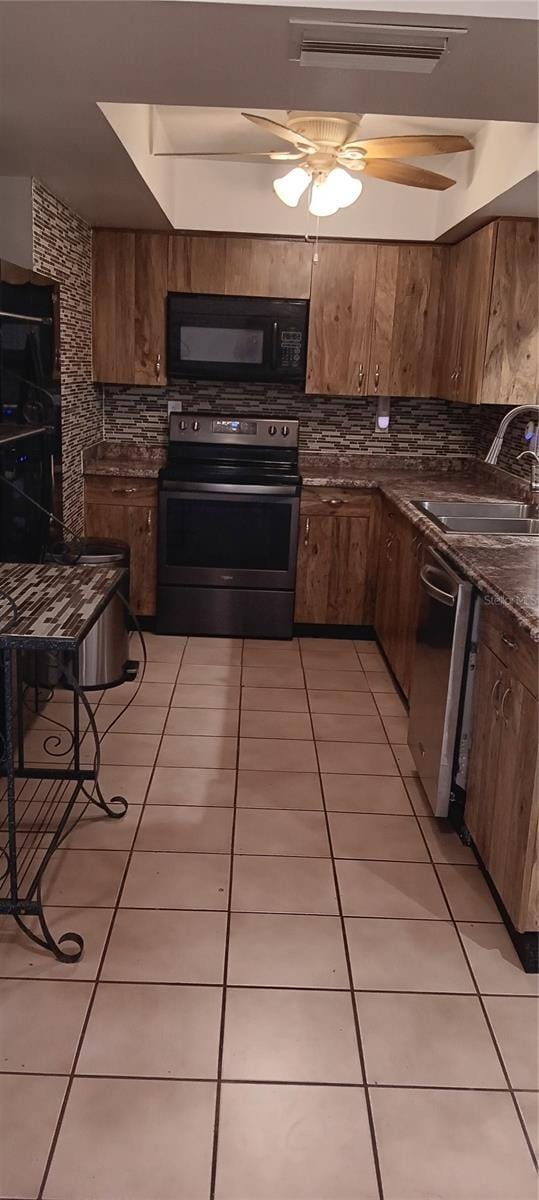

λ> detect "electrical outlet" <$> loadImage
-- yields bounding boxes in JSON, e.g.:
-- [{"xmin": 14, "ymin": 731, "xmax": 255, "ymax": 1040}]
[{"xmin": 167, "ymin": 400, "xmax": 182, "ymax": 419}]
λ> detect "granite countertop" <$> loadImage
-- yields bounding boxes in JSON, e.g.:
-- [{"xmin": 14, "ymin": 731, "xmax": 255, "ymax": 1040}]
[
  {"xmin": 83, "ymin": 441, "xmax": 166, "ymax": 478},
  {"xmin": 82, "ymin": 441, "xmax": 538, "ymax": 639},
  {"xmin": 300, "ymin": 452, "xmax": 538, "ymax": 640},
  {"xmin": 0, "ymin": 562, "xmax": 125, "ymax": 649}
]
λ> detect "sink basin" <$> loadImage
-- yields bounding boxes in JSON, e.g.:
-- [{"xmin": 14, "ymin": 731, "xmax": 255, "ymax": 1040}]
[{"xmin": 413, "ymin": 500, "xmax": 539, "ymax": 536}]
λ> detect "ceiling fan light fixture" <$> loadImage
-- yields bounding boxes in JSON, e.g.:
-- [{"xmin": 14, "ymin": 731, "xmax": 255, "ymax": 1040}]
[{"xmin": 272, "ymin": 166, "xmax": 311, "ymax": 207}]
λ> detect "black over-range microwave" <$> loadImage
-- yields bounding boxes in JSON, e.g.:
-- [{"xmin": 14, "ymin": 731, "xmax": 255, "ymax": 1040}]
[{"xmin": 167, "ymin": 293, "xmax": 308, "ymax": 384}]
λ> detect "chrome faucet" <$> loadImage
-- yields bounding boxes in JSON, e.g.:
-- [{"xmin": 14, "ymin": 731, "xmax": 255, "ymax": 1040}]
[{"xmin": 485, "ymin": 405, "xmax": 539, "ymax": 490}]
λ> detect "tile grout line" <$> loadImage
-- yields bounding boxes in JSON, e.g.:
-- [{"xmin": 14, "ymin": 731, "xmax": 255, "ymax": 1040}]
[
  {"xmin": 36, "ymin": 637, "xmax": 190, "ymax": 1200},
  {"xmin": 208, "ymin": 638, "xmax": 243, "ymax": 1200},
  {"xmin": 299, "ymin": 637, "xmax": 386, "ymax": 1200},
  {"xmin": 409, "ymin": 786, "xmax": 539, "ymax": 1170}
]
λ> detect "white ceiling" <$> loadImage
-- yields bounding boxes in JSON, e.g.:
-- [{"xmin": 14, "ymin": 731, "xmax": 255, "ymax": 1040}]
[{"xmin": 0, "ymin": 1, "xmax": 537, "ymax": 233}]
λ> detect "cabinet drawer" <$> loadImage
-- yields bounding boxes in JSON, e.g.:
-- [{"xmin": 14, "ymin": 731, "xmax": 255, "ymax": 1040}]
[
  {"xmin": 480, "ymin": 602, "xmax": 538, "ymax": 698},
  {"xmin": 300, "ymin": 487, "xmax": 374, "ymax": 517},
  {"xmin": 85, "ymin": 475, "xmax": 158, "ymax": 507}
]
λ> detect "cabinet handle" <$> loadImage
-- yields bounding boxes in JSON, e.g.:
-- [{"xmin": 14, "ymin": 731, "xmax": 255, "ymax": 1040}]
[
  {"xmin": 304, "ymin": 517, "xmax": 311, "ymax": 547},
  {"xmin": 491, "ymin": 677, "xmax": 503, "ymax": 718},
  {"xmin": 155, "ymin": 352, "xmax": 161, "ymax": 382},
  {"xmin": 374, "ymin": 363, "xmax": 380, "ymax": 390},
  {"xmin": 147, "ymin": 510, "xmax": 152, "ymax": 534},
  {"xmin": 501, "ymin": 633, "xmax": 517, "ymax": 650},
  {"xmin": 501, "ymin": 686, "xmax": 512, "ymax": 725},
  {"xmin": 357, "ymin": 363, "xmax": 364, "ymax": 391},
  {"xmin": 111, "ymin": 486, "xmax": 137, "ymax": 495},
  {"xmin": 324, "ymin": 497, "xmax": 343, "ymax": 506},
  {"xmin": 386, "ymin": 535, "xmax": 394, "ymax": 563}
]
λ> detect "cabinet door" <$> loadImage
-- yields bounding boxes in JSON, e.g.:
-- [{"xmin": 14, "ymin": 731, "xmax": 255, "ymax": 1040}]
[
  {"xmin": 92, "ymin": 230, "xmax": 167, "ymax": 386},
  {"xmin": 224, "ymin": 238, "xmax": 312, "ymax": 298},
  {"xmin": 482, "ymin": 219, "xmax": 539, "ymax": 407},
  {"xmin": 436, "ymin": 239, "xmax": 464, "ymax": 400},
  {"xmin": 456, "ymin": 222, "xmax": 497, "ymax": 404},
  {"xmin": 491, "ymin": 672, "xmax": 538, "ymax": 930},
  {"xmin": 294, "ymin": 514, "xmax": 333, "ymax": 623},
  {"xmin": 168, "ymin": 235, "xmax": 228, "ymax": 293},
  {"xmin": 327, "ymin": 517, "xmax": 370, "ymax": 624},
  {"xmin": 92, "ymin": 230, "xmax": 135, "ymax": 383},
  {"xmin": 370, "ymin": 244, "xmax": 443, "ymax": 397},
  {"xmin": 306, "ymin": 242, "xmax": 378, "ymax": 395},
  {"xmin": 134, "ymin": 233, "xmax": 168, "ymax": 386},
  {"xmin": 85, "ymin": 487, "xmax": 158, "ymax": 617},
  {"xmin": 168, "ymin": 235, "xmax": 312, "ymax": 299}
]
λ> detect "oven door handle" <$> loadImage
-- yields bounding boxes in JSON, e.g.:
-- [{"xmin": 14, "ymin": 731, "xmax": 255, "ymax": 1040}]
[
  {"xmin": 161, "ymin": 481, "xmax": 298, "ymax": 496},
  {"xmin": 420, "ymin": 565, "xmax": 457, "ymax": 608}
]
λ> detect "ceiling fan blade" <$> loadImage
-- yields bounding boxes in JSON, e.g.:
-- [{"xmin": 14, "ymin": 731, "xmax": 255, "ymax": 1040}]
[
  {"xmin": 242, "ymin": 112, "xmax": 318, "ymax": 152},
  {"xmin": 363, "ymin": 159, "xmax": 455, "ymax": 190},
  {"xmin": 152, "ymin": 150, "xmax": 305, "ymax": 161},
  {"xmin": 342, "ymin": 134, "xmax": 473, "ymax": 159}
]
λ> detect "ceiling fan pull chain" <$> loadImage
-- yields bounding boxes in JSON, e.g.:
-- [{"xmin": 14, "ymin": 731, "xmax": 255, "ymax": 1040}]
[{"xmin": 312, "ymin": 215, "xmax": 321, "ymax": 264}]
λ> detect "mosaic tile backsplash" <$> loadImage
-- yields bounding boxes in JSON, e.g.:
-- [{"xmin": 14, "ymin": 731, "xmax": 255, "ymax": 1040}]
[
  {"xmin": 102, "ymin": 381, "xmax": 534, "ymax": 479},
  {"xmin": 32, "ymin": 180, "xmax": 101, "ymax": 533}
]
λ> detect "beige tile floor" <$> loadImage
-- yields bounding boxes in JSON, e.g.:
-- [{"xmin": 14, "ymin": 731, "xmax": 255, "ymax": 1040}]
[{"xmin": 0, "ymin": 633, "xmax": 537, "ymax": 1200}]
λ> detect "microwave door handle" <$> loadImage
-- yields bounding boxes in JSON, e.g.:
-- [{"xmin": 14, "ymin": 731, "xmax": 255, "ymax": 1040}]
[{"xmin": 271, "ymin": 321, "xmax": 279, "ymax": 368}]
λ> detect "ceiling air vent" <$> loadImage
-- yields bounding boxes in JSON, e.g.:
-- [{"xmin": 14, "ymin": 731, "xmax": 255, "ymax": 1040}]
[{"xmin": 289, "ymin": 21, "xmax": 467, "ymax": 75}]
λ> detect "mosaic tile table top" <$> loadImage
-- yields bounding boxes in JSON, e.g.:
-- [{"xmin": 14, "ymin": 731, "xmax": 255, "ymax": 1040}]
[{"xmin": 0, "ymin": 562, "xmax": 124, "ymax": 649}]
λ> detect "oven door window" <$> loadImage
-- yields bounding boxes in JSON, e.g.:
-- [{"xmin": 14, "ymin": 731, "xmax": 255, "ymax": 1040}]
[{"xmin": 160, "ymin": 494, "xmax": 297, "ymax": 588}]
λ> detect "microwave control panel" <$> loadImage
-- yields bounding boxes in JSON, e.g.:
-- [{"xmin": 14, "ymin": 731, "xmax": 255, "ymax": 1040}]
[{"xmin": 280, "ymin": 329, "xmax": 303, "ymax": 369}]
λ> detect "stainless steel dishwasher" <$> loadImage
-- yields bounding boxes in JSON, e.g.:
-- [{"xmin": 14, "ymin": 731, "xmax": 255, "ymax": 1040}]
[{"xmin": 408, "ymin": 548, "xmax": 474, "ymax": 817}]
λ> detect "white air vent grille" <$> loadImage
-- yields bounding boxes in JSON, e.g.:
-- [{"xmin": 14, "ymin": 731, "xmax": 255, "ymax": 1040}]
[{"xmin": 290, "ymin": 21, "xmax": 467, "ymax": 75}]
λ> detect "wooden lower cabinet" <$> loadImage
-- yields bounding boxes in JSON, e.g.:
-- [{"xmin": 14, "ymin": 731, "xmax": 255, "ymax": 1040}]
[
  {"xmin": 374, "ymin": 500, "xmax": 422, "ymax": 697},
  {"xmin": 294, "ymin": 489, "xmax": 379, "ymax": 625},
  {"xmin": 466, "ymin": 621, "xmax": 539, "ymax": 933},
  {"xmin": 84, "ymin": 475, "xmax": 158, "ymax": 616}
]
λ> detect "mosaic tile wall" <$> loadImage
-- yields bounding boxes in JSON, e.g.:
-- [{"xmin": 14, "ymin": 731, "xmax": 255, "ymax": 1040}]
[
  {"xmin": 32, "ymin": 180, "xmax": 101, "ymax": 532},
  {"xmin": 103, "ymin": 383, "xmax": 481, "ymax": 458},
  {"xmin": 102, "ymin": 383, "xmax": 534, "ymax": 479}
]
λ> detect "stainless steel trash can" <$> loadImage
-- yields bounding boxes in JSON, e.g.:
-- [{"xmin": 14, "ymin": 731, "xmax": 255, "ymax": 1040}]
[{"xmin": 74, "ymin": 539, "xmax": 130, "ymax": 689}]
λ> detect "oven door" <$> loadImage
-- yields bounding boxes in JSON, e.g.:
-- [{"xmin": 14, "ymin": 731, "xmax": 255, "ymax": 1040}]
[{"xmin": 159, "ymin": 487, "xmax": 300, "ymax": 590}]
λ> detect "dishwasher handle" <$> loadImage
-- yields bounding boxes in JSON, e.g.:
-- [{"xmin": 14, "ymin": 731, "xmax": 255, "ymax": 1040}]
[{"xmin": 420, "ymin": 564, "xmax": 458, "ymax": 608}]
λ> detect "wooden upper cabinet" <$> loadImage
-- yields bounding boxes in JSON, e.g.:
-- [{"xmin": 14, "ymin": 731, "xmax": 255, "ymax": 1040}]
[
  {"xmin": 134, "ymin": 232, "xmax": 168, "ymax": 386},
  {"xmin": 370, "ymin": 243, "xmax": 443, "ymax": 397},
  {"xmin": 306, "ymin": 242, "xmax": 378, "ymax": 395},
  {"xmin": 457, "ymin": 222, "xmax": 497, "ymax": 404},
  {"xmin": 482, "ymin": 219, "xmax": 539, "ymax": 406},
  {"xmin": 168, "ymin": 235, "xmax": 312, "ymax": 298},
  {"xmin": 92, "ymin": 230, "xmax": 135, "ymax": 384},
  {"xmin": 436, "ymin": 218, "xmax": 538, "ymax": 406},
  {"xmin": 437, "ymin": 224, "xmax": 496, "ymax": 404},
  {"xmin": 92, "ymin": 230, "xmax": 168, "ymax": 385}
]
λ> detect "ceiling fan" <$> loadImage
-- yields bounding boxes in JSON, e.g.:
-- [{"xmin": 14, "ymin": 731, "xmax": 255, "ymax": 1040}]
[{"xmin": 156, "ymin": 111, "xmax": 474, "ymax": 217}]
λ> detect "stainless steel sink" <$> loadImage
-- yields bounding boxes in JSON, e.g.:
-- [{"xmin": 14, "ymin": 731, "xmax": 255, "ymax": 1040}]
[{"xmin": 413, "ymin": 500, "xmax": 539, "ymax": 535}]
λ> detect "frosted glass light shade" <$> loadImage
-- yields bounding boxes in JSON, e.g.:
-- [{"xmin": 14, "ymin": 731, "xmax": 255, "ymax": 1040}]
[
  {"xmin": 326, "ymin": 167, "xmax": 363, "ymax": 209},
  {"xmin": 273, "ymin": 167, "xmax": 311, "ymax": 207},
  {"xmin": 308, "ymin": 167, "xmax": 363, "ymax": 216},
  {"xmin": 308, "ymin": 178, "xmax": 339, "ymax": 217}
]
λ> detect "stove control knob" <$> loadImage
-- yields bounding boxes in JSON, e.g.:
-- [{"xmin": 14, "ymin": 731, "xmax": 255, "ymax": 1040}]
[
  {"xmin": 282, "ymin": 425, "xmax": 290, "ymax": 437},
  {"xmin": 192, "ymin": 420, "xmax": 200, "ymax": 432},
  {"xmin": 268, "ymin": 424, "xmax": 277, "ymax": 436},
  {"xmin": 179, "ymin": 419, "xmax": 187, "ymax": 431}
]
